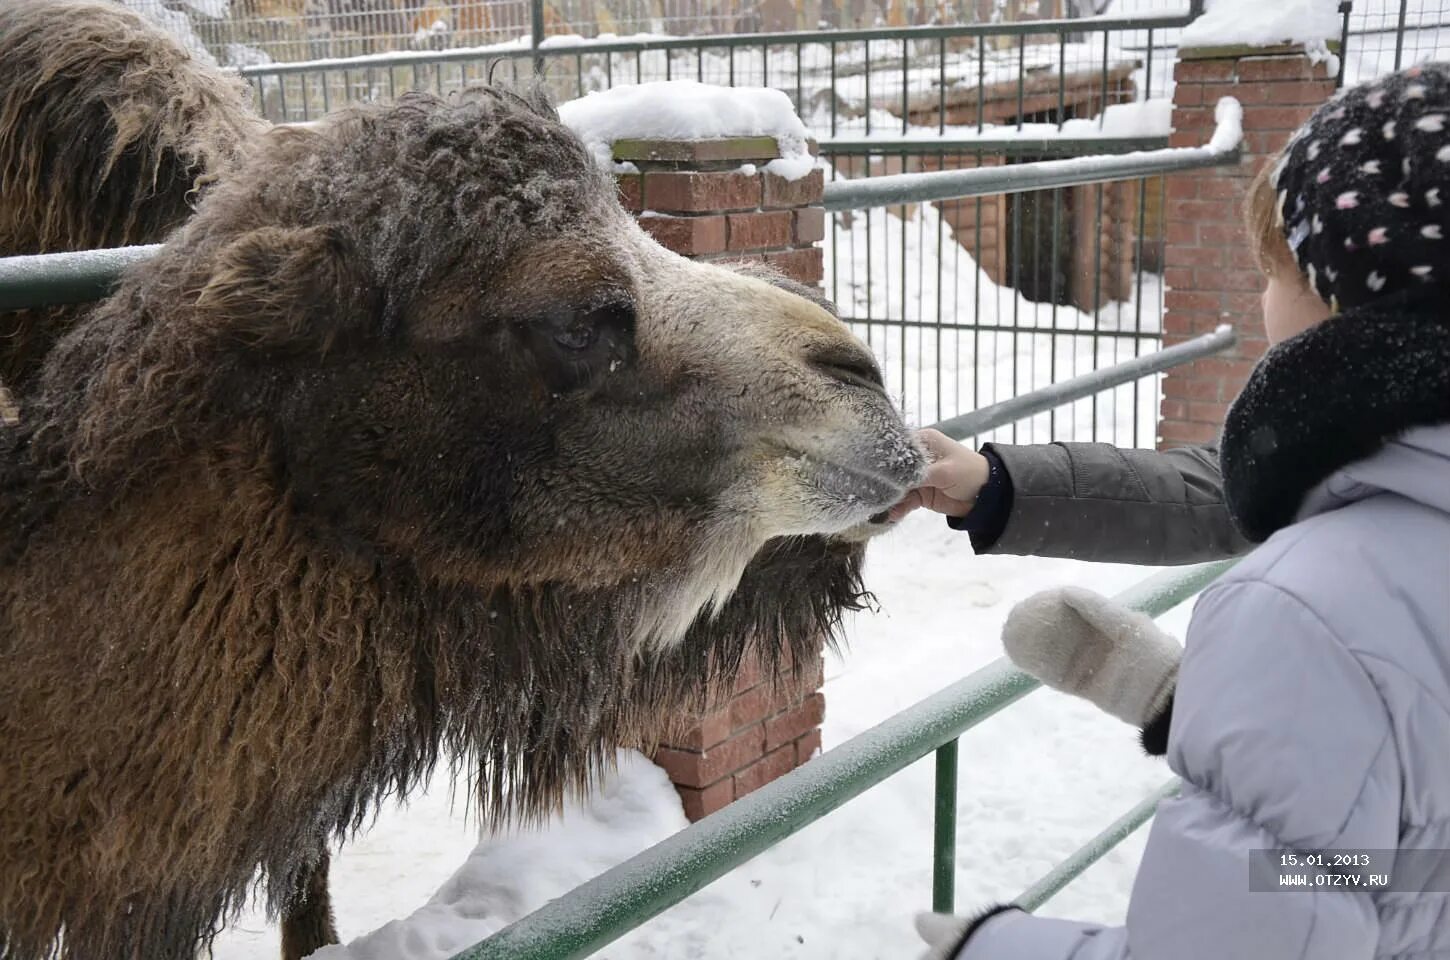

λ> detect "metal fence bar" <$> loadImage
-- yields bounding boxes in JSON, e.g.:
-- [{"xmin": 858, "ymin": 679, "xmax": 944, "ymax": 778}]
[
  {"xmin": 822, "ymin": 141, "xmax": 1239, "ymax": 211},
  {"xmin": 0, "ymin": 245, "xmax": 165, "ymax": 313},
  {"xmin": 933, "ymin": 326, "xmax": 1235, "ymax": 441},
  {"xmin": 449, "ymin": 559, "xmax": 1233, "ymax": 960},
  {"xmin": 530, "ymin": 0, "xmax": 545, "ymax": 76},
  {"xmin": 1013, "ymin": 778, "xmax": 1182, "ymax": 912},
  {"xmin": 932, "ymin": 739, "xmax": 960, "ymax": 913},
  {"xmin": 1394, "ymin": 0, "xmax": 1410, "ymax": 70}
]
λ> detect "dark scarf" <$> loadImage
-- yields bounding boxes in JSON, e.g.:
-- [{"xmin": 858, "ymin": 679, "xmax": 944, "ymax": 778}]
[{"xmin": 1221, "ymin": 289, "xmax": 1450, "ymax": 543}]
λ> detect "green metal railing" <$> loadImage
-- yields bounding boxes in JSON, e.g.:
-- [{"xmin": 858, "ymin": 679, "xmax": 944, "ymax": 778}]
[
  {"xmin": 230, "ymin": 10, "xmax": 1195, "ymax": 139},
  {"xmin": 448, "ymin": 560, "xmax": 1235, "ymax": 960},
  {"xmin": 0, "ymin": 245, "xmax": 164, "ymax": 314}
]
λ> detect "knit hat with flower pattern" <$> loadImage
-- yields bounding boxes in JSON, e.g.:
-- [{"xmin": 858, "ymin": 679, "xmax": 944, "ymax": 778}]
[
  {"xmin": 1271, "ymin": 62, "xmax": 1450, "ymax": 310},
  {"xmin": 1221, "ymin": 64, "xmax": 1450, "ymax": 544}
]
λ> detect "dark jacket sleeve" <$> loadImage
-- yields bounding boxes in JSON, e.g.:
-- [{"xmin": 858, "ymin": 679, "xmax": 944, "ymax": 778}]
[{"xmin": 966, "ymin": 442, "xmax": 1251, "ymax": 566}]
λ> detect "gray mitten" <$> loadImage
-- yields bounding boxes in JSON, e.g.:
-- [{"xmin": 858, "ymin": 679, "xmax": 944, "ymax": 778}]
[{"xmin": 1002, "ymin": 586, "xmax": 1180, "ymax": 728}]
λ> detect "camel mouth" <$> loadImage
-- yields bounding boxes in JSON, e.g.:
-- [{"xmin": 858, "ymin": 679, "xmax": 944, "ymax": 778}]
[{"xmin": 791, "ymin": 450, "xmax": 922, "ymax": 519}]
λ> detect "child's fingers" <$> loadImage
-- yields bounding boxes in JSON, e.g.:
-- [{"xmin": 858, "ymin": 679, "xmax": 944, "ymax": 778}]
[
  {"xmin": 915, "ymin": 427, "xmax": 958, "ymax": 462},
  {"xmin": 886, "ymin": 489, "xmax": 925, "ymax": 522},
  {"xmin": 920, "ymin": 458, "xmax": 961, "ymax": 490}
]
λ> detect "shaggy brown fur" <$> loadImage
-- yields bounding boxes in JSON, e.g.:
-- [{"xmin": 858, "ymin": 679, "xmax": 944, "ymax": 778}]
[
  {"xmin": 0, "ymin": 0, "xmax": 265, "ymax": 390},
  {"xmin": 0, "ymin": 87, "xmax": 920, "ymax": 960}
]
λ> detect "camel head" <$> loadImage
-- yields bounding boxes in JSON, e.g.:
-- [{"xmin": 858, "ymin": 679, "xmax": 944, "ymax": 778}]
[{"xmin": 30, "ymin": 87, "xmax": 924, "ymax": 651}]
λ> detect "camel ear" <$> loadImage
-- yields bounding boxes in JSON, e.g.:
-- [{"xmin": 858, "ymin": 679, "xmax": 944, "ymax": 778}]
[{"xmin": 197, "ymin": 224, "xmax": 365, "ymax": 352}]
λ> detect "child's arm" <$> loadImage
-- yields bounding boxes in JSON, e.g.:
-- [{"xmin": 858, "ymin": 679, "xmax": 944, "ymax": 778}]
[
  {"xmin": 930, "ymin": 578, "xmax": 1398, "ymax": 960},
  {"xmin": 892, "ymin": 430, "xmax": 1252, "ymax": 565}
]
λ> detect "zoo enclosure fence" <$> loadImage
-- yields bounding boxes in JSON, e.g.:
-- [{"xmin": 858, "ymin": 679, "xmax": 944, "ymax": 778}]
[
  {"xmin": 0, "ymin": 122, "xmax": 1242, "ymax": 957},
  {"xmin": 140, "ymin": 0, "xmax": 1450, "ymax": 71},
  {"xmin": 231, "ymin": 6, "xmax": 1217, "ymax": 448},
  {"xmin": 138, "ymin": 0, "xmax": 1194, "ymax": 65}
]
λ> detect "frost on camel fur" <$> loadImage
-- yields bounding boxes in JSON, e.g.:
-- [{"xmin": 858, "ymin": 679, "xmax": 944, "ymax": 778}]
[{"xmin": 0, "ymin": 83, "xmax": 923, "ymax": 960}]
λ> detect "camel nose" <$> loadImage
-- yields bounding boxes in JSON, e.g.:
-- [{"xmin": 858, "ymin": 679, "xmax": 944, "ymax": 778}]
[{"xmin": 805, "ymin": 342, "xmax": 886, "ymax": 396}]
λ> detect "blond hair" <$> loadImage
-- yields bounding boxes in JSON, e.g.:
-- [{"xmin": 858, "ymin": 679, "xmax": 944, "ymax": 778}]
[{"xmin": 1245, "ymin": 155, "xmax": 1298, "ymax": 276}]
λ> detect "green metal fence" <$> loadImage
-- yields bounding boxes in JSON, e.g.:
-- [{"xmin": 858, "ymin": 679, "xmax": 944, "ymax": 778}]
[{"xmin": 445, "ymin": 560, "xmax": 1233, "ymax": 960}]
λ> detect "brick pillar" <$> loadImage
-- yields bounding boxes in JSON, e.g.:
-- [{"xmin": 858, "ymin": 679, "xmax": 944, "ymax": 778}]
[
  {"xmin": 612, "ymin": 136, "xmax": 825, "ymax": 288},
  {"xmin": 609, "ymin": 134, "xmax": 828, "ymax": 821},
  {"xmin": 1158, "ymin": 45, "xmax": 1336, "ymax": 449},
  {"xmin": 652, "ymin": 656, "xmax": 826, "ymax": 821}
]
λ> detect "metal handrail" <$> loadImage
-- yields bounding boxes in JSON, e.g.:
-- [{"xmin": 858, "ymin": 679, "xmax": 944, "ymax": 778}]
[
  {"xmin": 1014, "ymin": 778, "xmax": 1181, "ymax": 911},
  {"xmin": 934, "ymin": 326, "xmax": 1236, "ymax": 441},
  {"xmin": 818, "ymin": 135, "xmax": 1172, "ymax": 158},
  {"xmin": 448, "ymin": 560, "xmax": 1234, "ymax": 960},
  {"xmin": 0, "ymin": 245, "xmax": 164, "ymax": 314},
  {"xmin": 822, "ymin": 137, "xmax": 1239, "ymax": 211},
  {"xmin": 234, "ymin": 11, "xmax": 1198, "ymax": 78}
]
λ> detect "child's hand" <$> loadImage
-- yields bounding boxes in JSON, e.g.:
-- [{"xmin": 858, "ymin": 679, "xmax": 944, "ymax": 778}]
[
  {"xmin": 1003, "ymin": 587, "xmax": 1180, "ymax": 729},
  {"xmin": 886, "ymin": 428, "xmax": 990, "ymax": 522}
]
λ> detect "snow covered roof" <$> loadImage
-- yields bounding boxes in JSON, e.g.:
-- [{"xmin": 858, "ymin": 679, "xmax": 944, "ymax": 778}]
[{"xmin": 557, "ymin": 80, "xmax": 816, "ymax": 179}]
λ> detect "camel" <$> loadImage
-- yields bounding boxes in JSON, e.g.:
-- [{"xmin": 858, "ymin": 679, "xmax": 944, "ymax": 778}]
[
  {"xmin": 0, "ymin": 60, "xmax": 924, "ymax": 960},
  {"xmin": 0, "ymin": 0, "xmax": 265, "ymax": 390}
]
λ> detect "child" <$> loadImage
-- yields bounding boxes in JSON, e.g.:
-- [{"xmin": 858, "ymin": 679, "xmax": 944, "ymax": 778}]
[{"xmin": 914, "ymin": 64, "xmax": 1450, "ymax": 959}]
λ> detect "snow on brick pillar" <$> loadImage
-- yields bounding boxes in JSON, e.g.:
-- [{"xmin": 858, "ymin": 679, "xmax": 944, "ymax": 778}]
[
  {"xmin": 609, "ymin": 134, "xmax": 827, "ymax": 821},
  {"xmin": 1158, "ymin": 45, "xmax": 1336, "ymax": 449},
  {"xmin": 611, "ymin": 136, "xmax": 825, "ymax": 288}
]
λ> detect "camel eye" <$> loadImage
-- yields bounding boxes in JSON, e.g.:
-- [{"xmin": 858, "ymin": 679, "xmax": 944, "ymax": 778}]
[
  {"xmin": 580, "ymin": 299, "xmax": 634, "ymax": 339},
  {"xmin": 517, "ymin": 296, "xmax": 637, "ymax": 392},
  {"xmin": 552, "ymin": 315, "xmax": 597, "ymax": 351}
]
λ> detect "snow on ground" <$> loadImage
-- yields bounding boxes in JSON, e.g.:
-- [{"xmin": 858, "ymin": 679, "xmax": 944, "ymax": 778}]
[
  {"xmin": 210, "ymin": 198, "xmax": 1188, "ymax": 958},
  {"xmin": 558, "ymin": 81, "xmax": 815, "ymax": 178}
]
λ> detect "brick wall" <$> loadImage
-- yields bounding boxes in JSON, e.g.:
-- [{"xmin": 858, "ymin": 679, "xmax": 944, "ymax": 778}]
[
  {"xmin": 607, "ymin": 133, "xmax": 829, "ymax": 821},
  {"xmin": 1158, "ymin": 46, "xmax": 1337, "ymax": 448},
  {"xmin": 653, "ymin": 654, "xmax": 827, "ymax": 820},
  {"xmin": 612, "ymin": 136, "xmax": 824, "ymax": 288}
]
